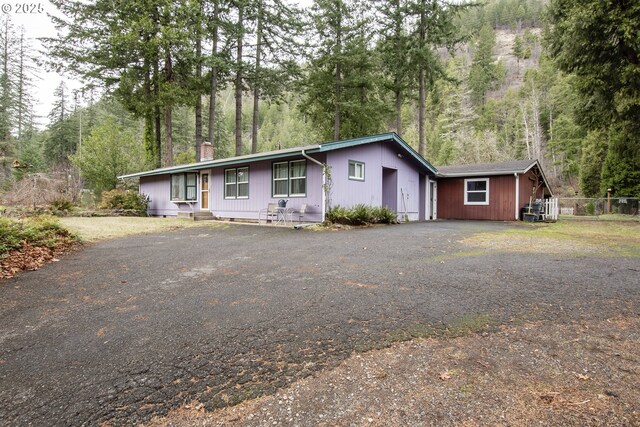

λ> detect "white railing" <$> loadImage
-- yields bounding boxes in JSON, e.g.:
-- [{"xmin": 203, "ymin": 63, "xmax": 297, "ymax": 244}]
[{"xmin": 544, "ymin": 197, "xmax": 559, "ymax": 220}]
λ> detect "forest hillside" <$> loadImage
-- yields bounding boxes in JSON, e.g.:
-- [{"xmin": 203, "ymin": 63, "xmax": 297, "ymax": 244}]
[{"xmin": 1, "ymin": 0, "xmax": 638, "ymax": 204}]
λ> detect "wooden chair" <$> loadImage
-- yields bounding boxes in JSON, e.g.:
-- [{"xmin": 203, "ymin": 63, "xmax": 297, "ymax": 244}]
[{"xmin": 258, "ymin": 203, "xmax": 278, "ymax": 224}]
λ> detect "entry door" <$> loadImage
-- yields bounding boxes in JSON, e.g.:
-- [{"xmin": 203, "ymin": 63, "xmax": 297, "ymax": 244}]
[
  {"xmin": 201, "ymin": 173, "xmax": 209, "ymax": 210},
  {"xmin": 429, "ymin": 181, "xmax": 437, "ymax": 219}
]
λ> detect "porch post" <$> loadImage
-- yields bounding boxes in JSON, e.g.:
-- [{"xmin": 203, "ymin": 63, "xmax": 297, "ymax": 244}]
[{"xmin": 515, "ymin": 173, "xmax": 520, "ymax": 220}]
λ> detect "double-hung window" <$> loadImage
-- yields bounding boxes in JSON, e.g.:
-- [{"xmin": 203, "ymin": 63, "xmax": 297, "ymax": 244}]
[
  {"xmin": 348, "ymin": 160, "xmax": 365, "ymax": 181},
  {"xmin": 224, "ymin": 167, "xmax": 249, "ymax": 199},
  {"xmin": 464, "ymin": 178, "xmax": 489, "ymax": 205},
  {"xmin": 273, "ymin": 160, "xmax": 306, "ymax": 197},
  {"xmin": 171, "ymin": 173, "xmax": 197, "ymax": 201}
]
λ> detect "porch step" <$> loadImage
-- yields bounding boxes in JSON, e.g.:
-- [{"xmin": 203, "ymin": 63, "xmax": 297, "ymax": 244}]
[
  {"xmin": 193, "ymin": 212, "xmax": 216, "ymax": 221},
  {"xmin": 177, "ymin": 211, "xmax": 216, "ymax": 221}
]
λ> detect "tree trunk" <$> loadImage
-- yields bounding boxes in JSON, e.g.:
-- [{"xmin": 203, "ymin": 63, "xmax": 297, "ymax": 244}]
[
  {"xmin": 334, "ymin": 5, "xmax": 342, "ymax": 141},
  {"xmin": 252, "ymin": 1, "xmax": 262, "ymax": 154},
  {"xmin": 143, "ymin": 56, "xmax": 156, "ymax": 166},
  {"xmin": 235, "ymin": 2, "xmax": 244, "ymax": 156},
  {"xmin": 417, "ymin": 0, "xmax": 426, "ymax": 156},
  {"xmin": 394, "ymin": 0, "xmax": 402, "ymax": 136},
  {"xmin": 163, "ymin": 53, "xmax": 173, "ymax": 167},
  {"xmin": 17, "ymin": 31, "xmax": 24, "ymax": 139},
  {"xmin": 520, "ymin": 102, "xmax": 531, "ymax": 160},
  {"xmin": 194, "ymin": 1, "xmax": 203, "ymax": 161},
  {"xmin": 208, "ymin": 0, "xmax": 219, "ymax": 157},
  {"xmin": 153, "ymin": 59, "xmax": 162, "ymax": 168},
  {"xmin": 165, "ymin": 106, "xmax": 173, "ymax": 167}
]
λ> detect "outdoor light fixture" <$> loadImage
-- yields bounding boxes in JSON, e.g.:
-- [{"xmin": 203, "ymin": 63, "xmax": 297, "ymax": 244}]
[{"xmin": 397, "ymin": 153, "xmax": 403, "ymax": 158}]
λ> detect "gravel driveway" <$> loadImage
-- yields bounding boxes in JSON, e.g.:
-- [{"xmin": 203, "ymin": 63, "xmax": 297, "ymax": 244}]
[{"xmin": 1, "ymin": 221, "xmax": 638, "ymax": 426}]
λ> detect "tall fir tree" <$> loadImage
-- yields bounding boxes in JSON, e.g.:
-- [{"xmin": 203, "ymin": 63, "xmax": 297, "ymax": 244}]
[
  {"xmin": 546, "ymin": 0, "xmax": 640, "ymax": 196},
  {"xmin": 301, "ymin": 0, "xmax": 386, "ymax": 141}
]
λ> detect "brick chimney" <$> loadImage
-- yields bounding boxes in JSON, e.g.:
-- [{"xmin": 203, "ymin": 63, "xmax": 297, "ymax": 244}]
[{"xmin": 200, "ymin": 141, "xmax": 214, "ymax": 161}]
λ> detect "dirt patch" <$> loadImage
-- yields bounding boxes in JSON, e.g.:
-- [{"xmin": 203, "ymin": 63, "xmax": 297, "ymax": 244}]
[{"xmin": 146, "ymin": 316, "xmax": 640, "ymax": 427}]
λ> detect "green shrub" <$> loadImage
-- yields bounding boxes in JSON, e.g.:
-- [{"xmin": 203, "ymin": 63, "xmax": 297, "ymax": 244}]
[
  {"xmin": 326, "ymin": 205, "xmax": 351, "ymax": 224},
  {"xmin": 99, "ymin": 189, "xmax": 149, "ymax": 216},
  {"xmin": 585, "ymin": 200, "xmax": 596, "ymax": 215},
  {"xmin": 349, "ymin": 204, "xmax": 375, "ymax": 225},
  {"xmin": 0, "ymin": 215, "xmax": 79, "ymax": 257},
  {"xmin": 50, "ymin": 198, "xmax": 74, "ymax": 212},
  {"xmin": 372, "ymin": 206, "xmax": 399, "ymax": 224},
  {"xmin": 326, "ymin": 204, "xmax": 398, "ymax": 226},
  {"xmin": 0, "ymin": 217, "xmax": 24, "ymax": 254}
]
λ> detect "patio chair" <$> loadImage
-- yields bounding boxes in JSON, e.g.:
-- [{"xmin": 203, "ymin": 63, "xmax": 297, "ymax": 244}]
[
  {"xmin": 295, "ymin": 203, "xmax": 307, "ymax": 222},
  {"xmin": 258, "ymin": 203, "xmax": 278, "ymax": 224}
]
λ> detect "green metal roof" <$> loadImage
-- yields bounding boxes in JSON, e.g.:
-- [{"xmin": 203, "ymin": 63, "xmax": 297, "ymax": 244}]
[
  {"xmin": 311, "ymin": 132, "xmax": 437, "ymax": 174},
  {"xmin": 118, "ymin": 132, "xmax": 437, "ymax": 179},
  {"xmin": 118, "ymin": 144, "xmax": 319, "ymax": 179}
]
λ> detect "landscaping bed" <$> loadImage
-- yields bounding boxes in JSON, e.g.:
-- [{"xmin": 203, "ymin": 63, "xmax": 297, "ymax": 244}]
[{"xmin": 0, "ymin": 216, "xmax": 80, "ymax": 280}]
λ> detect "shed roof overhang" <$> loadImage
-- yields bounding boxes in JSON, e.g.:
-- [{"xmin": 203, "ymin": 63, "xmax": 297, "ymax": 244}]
[{"xmin": 437, "ymin": 159, "xmax": 553, "ymax": 196}]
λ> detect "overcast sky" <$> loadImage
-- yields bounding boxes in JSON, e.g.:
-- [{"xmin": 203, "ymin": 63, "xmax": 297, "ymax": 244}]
[{"xmin": 8, "ymin": 0, "xmax": 84, "ymax": 127}]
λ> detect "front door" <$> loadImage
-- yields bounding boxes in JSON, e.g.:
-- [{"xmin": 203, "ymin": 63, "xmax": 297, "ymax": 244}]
[{"xmin": 201, "ymin": 173, "xmax": 209, "ymax": 210}]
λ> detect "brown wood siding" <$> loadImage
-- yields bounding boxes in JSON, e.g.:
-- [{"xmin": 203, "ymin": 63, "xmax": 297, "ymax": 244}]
[
  {"xmin": 438, "ymin": 175, "xmax": 517, "ymax": 221},
  {"xmin": 519, "ymin": 167, "xmax": 546, "ymax": 209}
]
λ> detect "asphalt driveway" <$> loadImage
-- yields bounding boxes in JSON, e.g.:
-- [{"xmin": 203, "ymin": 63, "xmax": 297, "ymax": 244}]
[{"xmin": 1, "ymin": 221, "xmax": 638, "ymax": 426}]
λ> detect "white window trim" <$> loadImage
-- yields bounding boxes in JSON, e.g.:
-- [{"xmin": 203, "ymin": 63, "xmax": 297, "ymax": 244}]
[
  {"xmin": 236, "ymin": 167, "xmax": 249, "ymax": 199},
  {"xmin": 289, "ymin": 160, "xmax": 307, "ymax": 197},
  {"xmin": 348, "ymin": 160, "xmax": 365, "ymax": 181},
  {"xmin": 272, "ymin": 162, "xmax": 289, "ymax": 197},
  {"xmin": 464, "ymin": 178, "xmax": 489, "ymax": 205},
  {"xmin": 224, "ymin": 167, "xmax": 250, "ymax": 199}
]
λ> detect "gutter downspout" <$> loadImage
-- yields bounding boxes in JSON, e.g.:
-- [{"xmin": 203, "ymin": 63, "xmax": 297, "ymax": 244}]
[
  {"xmin": 515, "ymin": 173, "xmax": 520, "ymax": 221},
  {"xmin": 302, "ymin": 150, "xmax": 325, "ymax": 222}
]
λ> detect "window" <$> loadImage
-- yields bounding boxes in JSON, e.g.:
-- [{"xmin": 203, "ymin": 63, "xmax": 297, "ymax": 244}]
[
  {"xmin": 464, "ymin": 178, "xmax": 489, "ymax": 205},
  {"xmin": 224, "ymin": 167, "xmax": 249, "ymax": 199},
  {"xmin": 171, "ymin": 173, "xmax": 197, "ymax": 201},
  {"xmin": 348, "ymin": 160, "xmax": 365, "ymax": 181},
  {"xmin": 273, "ymin": 160, "xmax": 307, "ymax": 197},
  {"xmin": 289, "ymin": 160, "xmax": 306, "ymax": 196}
]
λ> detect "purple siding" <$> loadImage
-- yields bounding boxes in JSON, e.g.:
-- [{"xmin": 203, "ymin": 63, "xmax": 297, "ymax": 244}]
[
  {"xmin": 326, "ymin": 141, "xmax": 426, "ymax": 220},
  {"xmin": 210, "ymin": 156, "xmax": 324, "ymax": 222},
  {"xmin": 140, "ymin": 140, "xmax": 433, "ymax": 222},
  {"xmin": 141, "ymin": 175, "xmax": 195, "ymax": 216},
  {"xmin": 140, "ymin": 154, "xmax": 325, "ymax": 221}
]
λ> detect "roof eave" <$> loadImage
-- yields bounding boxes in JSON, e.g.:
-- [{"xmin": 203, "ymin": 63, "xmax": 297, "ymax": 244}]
[
  {"xmin": 118, "ymin": 145, "xmax": 320, "ymax": 180},
  {"xmin": 437, "ymin": 170, "xmax": 527, "ymax": 178},
  {"xmin": 310, "ymin": 132, "xmax": 437, "ymax": 175}
]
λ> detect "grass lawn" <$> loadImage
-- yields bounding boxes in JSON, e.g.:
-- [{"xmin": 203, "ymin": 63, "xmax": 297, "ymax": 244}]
[
  {"xmin": 463, "ymin": 219, "xmax": 640, "ymax": 256},
  {"xmin": 59, "ymin": 217, "xmax": 227, "ymax": 242}
]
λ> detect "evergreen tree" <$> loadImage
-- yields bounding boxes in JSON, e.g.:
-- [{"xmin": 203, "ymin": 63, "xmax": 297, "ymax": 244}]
[
  {"xmin": 301, "ymin": 0, "xmax": 386, "ymax": 141},
  {"xmin": 468, "ymin": 24, "xmax": 498, "ymax": 106},
  {"xmin": 406, "ymin": 0, "xmax": 468, "ymax": 156},
  {"xmin": 375, "ymin": 0, "xmax": 412, "ymax": 136},
  {"xmin": 546, "ymin": 0, "xmax": 640, "ymax": 196},
  {"xmin": 249, "ymin": 0, "xmax": 303, "ymax": 153},
  {"xmin": 46, "ymin": 0, "xmax": 199, "ymax": 168},
  {"xmin": 0, "ymin": 16, "xmax": 16, "ymax": 142},
  {"xmin": 45, "ymin": 82, "xmax": 77, "ymax": 166}
]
